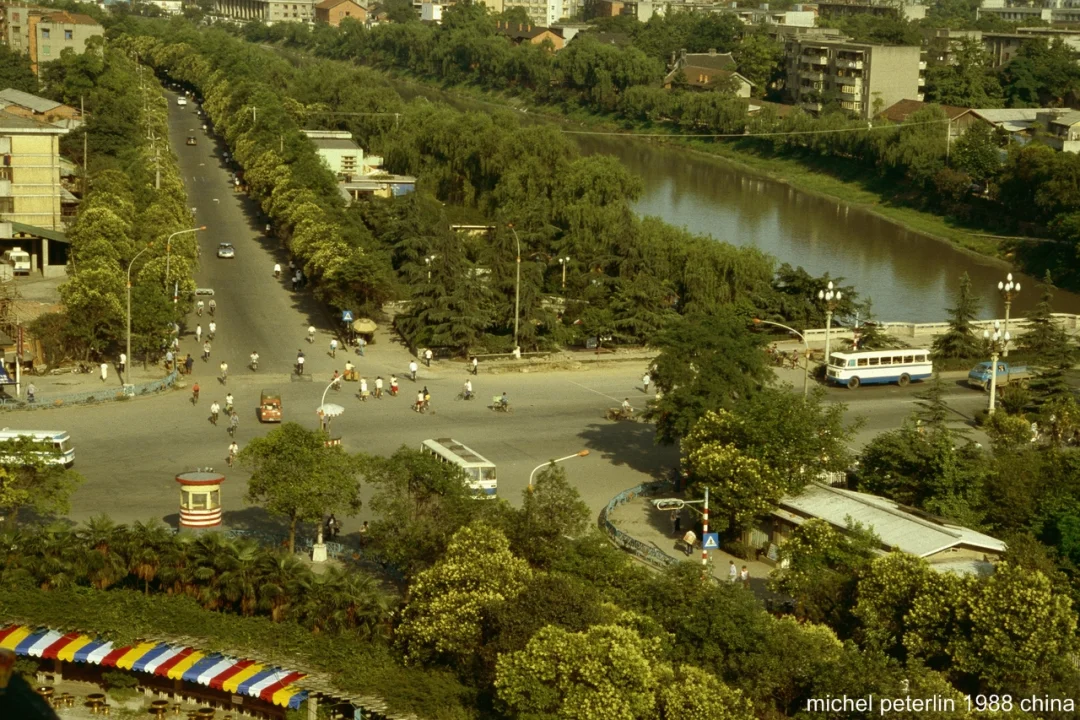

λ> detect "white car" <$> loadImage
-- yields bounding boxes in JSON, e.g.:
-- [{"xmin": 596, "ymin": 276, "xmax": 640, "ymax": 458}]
[
  {"xmin": 217, "ymin": 243, "xmax": 235, "ymax": 259},
  {"xmin": 177, "ymin": 97, "xmax": 188, "ymax": 107}
]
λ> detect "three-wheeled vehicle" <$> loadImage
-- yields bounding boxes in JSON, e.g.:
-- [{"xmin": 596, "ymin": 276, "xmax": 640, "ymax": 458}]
[{"xmin": 259, "ymin": 390, "xmax": 282, "ymax": 423}]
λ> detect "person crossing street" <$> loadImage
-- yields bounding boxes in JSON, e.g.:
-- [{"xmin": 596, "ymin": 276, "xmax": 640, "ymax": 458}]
[
  {"xmin": 208, "ymin": 321, "xmax": 216, "ymax": 341},
  {"xmin": 409, "ymin": 360, "xmax": 418, "ymax": 382},
  {"xmin": 227, "ymin": 441, "xmax": 239, "ymax": 467},
  {"xmin": 374, "ymin": 376, "xmax": 383, "ymax": 399},
  {"xmin": 228, "ymin": 411, "xmax": 239, "ymax": 437},
  {"xmin": 210, "ymin": 400, "xmax": 221, "ymax": 425}
]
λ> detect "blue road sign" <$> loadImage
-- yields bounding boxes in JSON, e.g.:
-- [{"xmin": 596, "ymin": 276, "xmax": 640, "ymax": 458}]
[
  {"xmin": 702, "ymin": 533, "xmax": 719, "ymax": 550},
  {"xmin": 342, "ymin": 310, "xmax": 354, "ymax": 322}
]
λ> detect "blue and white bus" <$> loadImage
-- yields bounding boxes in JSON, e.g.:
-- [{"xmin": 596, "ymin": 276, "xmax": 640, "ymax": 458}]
[
  {"xmin": 826, "ymin": 349, "xmax": 933, "ymax": 389},
  {"xmin": 0, "ymin": 429, "xmax": 75, "ymax": 467},
  {"xmin": 421, "ymin": 438, "xmax": 497, "ymax": 499}
]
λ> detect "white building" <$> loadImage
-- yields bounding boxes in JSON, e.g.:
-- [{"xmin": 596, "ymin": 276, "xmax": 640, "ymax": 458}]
[{"xmin": 420, "ymin": 1, "xmax": 442, "ymax": 21}]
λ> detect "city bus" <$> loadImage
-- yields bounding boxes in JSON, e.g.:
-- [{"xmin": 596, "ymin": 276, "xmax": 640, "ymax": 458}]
[
  {"xmin": 0, "ymin": 429, "xmax": 75, "ymax": 467},
  {"xmin": 420, "ymin": 438, "xmax": 497, "ymax": 499},
  {"xmin": 826, "ymin": 349, "xmax": 933, "ymax": 389}
]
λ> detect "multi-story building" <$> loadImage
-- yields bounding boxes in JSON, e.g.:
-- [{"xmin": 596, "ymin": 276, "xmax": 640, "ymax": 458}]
[
  {"xmin": 503, "ymin": 0, "xmax": 565, "ymax": 27},
  {"xmin": 816, "ymin": 0, "xmax": 926, "ymax": 21},
  {"xmin": 214, "ymin": 0, "xmax": 318, "ymax": 23},
  {"xmin": 3, "ymin": 7, "xmax": 103, "ymax": 75},
  {"xmin": 927, "ymin": 27, "xmax": 1080, "ymax": 68},
  {"xmin": 785, "ymin": 37, "xmax": 923, "ymax": 119},
  {"xmin": 315, "ymin": 0, "xmax": 367, "ymax": 25},
  {"xmin": 976, "ymin": 1, "xmax": 1080, "ymax": 24},
  {"xmin": 727, "ymin": 6, "xmax": 816, "ymax": 27}
]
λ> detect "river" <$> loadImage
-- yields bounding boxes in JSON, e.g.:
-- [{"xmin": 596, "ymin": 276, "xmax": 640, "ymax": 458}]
[{"xmin": 393, "ymin": 83, "xmax": 1080, "ymax": 322}]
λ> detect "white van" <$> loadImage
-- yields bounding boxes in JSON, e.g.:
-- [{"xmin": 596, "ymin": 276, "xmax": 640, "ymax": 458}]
[
  {"xmin": 3, "ymin": 248, "xmax": 30, "ymax": 275},
  {"xmin": 177, "ymin": 96, "xmax": 188, "ymax": 107}
]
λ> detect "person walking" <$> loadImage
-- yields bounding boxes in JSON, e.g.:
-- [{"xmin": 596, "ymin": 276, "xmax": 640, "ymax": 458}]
[
  {"xmin": 210, "ymin": 400, "xmax": 221, "ymax": 425},
  {"xmin": 374, "ymin": 376, "xmax": 383, "ymax": 399},
  {"xmin": 682, "ymin": 529, "xmax": 696, "ymax": 556},
  {"xmin": 463, "ymin": 379, "xmax": 473, "ymax": 400},
  {"xmin": 358, "ymin": 336, "xmax": 366, "ymax": 356},
  {"xmin": 728, "ymin": 561, "xmax": 738, "ymax": 583},
  {"xmin": 671, "ymin": 509, "xmax": 681, "ymax": 535},
  {"xmin": 196, "ymin": 324, "xmax": 203, "ymax": 343},
  {"xmin": 409, "ymin": 360, "xmax": 418, "ymax": 382},
  {"xmin": 208, "ymin": 298, "xmax": 216, "ymax": 316},
  {"xmin": 184, "ymin": 354, "xmax": 194, "ymax": 375},
  {"xmin": 390, "ymin": 375, "xmax": 399, "ymax": 396},
  {"xmin": 424, "ymin": 348, "xmax": 433, "ymax": 367},
  {"xmin": 100, "ymin": 362, "xmax": 108, "ymax": 383},
  {"xmin": 415, "ymin": 389, "xmax": 425, "ymax": 413},
  {"xmin": 208, "ymin": 321, "xmax": 217, "ymax": 341},
  {"xmin": 307, "ymin": 326, "xmax": 316, "ymax": 343},
  {"xmin": 165, "ymin": 350, "xmax": 174, "ymax": 372},
  {"xmin": 26, "ymin": 382, "xmax": 36, "ymax": 403},
  {"xmin": 119, "ymin": 352, "xmax": 127, "ymax": 376},
  {"xmin": 227, "ymin": 440, "xmax": 239, "ymax": 467},
  {"xmin": 202, "ymin": 341, "xmax": 211, "ymax": 361},
  {"xmin": 228, "ymin": 411, "xmax": 239, "ymax": 437},
  {"xmin": 330, "ymin": 338, "xmax": 338, "ymax": 358},
  {"xmin": 219, "ymin": 361, "xmax": 228, "ymax": 385},
  {"xmin": 192, "ymin": 383, "xmax": 200, "ymax": 405},
  {"xmin": 471, "ymin": 356, "xmax": 478, "ymax": 375},
  {"xmin": 642, "ymin": 372, "xmax": 651, "ymax": 394},
  {"xmin": 740, "ymin": 566, "xmax": 750, "ymax": 589},
  {"xmin": 359, "ymin": 377, "xmax": 369, "ymax": 401},
  {"xmin": 296, "ymin": 351, "xmax": 305, "ymax": 376}
]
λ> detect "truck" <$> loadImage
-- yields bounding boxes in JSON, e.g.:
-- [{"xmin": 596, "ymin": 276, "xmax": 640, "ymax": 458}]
[
  {"xmin": 967, "ymin": 361, "xmax": 1032, "ymax": 391},
  {"xmin": 3, "ymin": 247, "xmax": 30, "ymax": 275}
]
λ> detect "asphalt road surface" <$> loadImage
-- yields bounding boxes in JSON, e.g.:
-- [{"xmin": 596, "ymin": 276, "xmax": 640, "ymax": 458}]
[{"xmin": 33, "ymin": 94, "xmax": 991, "ymax": 536}]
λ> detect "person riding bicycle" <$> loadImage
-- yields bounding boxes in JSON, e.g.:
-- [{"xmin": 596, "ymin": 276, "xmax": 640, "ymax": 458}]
[
  {"xmin": 621, "ymin": 398, "xmax": 634, "ymax": 419},
  {"xmin": 208, "ymin": 321, "xmax": 216, "ymax": 341},
  {"xmin": 220, "ymin": 361, "xmax": 228, "ymax": 383},
  {"xmin": 463, "ymin": 379, "xmax": 473, "ymax": 400},
  {"xmin": 250, "ymin": 350, "xmax": 259, "ymax": 370},
  {"xmin": 344, "ymin": 359, "xmax": 355, "ymax": 381},
  {"xmin": 224, "ymin": 392, "xmax": 234, "ymax": 413},
  {"xmin": 228, "ymin": 411, "xmax": 239, "ymax": 437},
  {"xmin": 499, "ymin": 392, "xmax": 509, "ymax": 411},
  {"xmin": 274, "ymin": 262, "xmax": 281, "ymax": 278},
  {"xmin": 196, "ymin": 299, "xmax": 204, "ymax": 316},
  {"xmin": 208, "ymin": 298, "xmax": 217, "ymax": 316},
  {"xmin": 308, "ymin": 326, "xmax": 316, "ymax": 343},
  {"xmin": 228, "ymin": 441, "xmax": 239, "ymax": 467}
]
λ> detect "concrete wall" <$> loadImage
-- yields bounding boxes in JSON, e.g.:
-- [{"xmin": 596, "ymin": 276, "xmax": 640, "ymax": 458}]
[
  {"xmin": 34, "ymin": 18, "xmax": 103, "ymax": 68},
  {"xmin": 0, "ymin": 133, "xmax": 63, "ymax": 230},
  {"xmin": 864, "ymin": 44, "xmax": 921, "ymax": 120}
]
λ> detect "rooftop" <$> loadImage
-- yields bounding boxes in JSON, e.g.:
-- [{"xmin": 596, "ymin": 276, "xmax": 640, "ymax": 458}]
[
  {"xmin": 778, "ymin": 482, "xmax": 1006, "ymax": 559},
  {"xmin": 0, "ymin": 88, "xmax": 64, "ymax": 114},
  {"xmin": 310, "ymin": 137, "xmax": 361, "ymax": 151},
  {"xmin": 40, "ymin": 10, "xmax": 101, "ymax": 25},
  {"xmin": 0, "ymin": 109, "xmax": 70, "ymax": 134},
  {"xmin": 664, "ymin": 66, "xmax": 754, "ymax": 89},
  {"xmin": 494, "ymin": 21, "xmax": 561, "ymax": 41},
  {"xmin": 1047, "ymin": 110, "xmax": 1080, "ymax": 126},
  {"xmin": 314, "ymin": 0, "xmax": 363, "ymax": 8},
  {"xmin": 880, "ymin": 99, "xmax": 971, "ymax": 123},
  {"xmin": 676, "ymin": 50, "xmax": 737, "ymax": 72}
]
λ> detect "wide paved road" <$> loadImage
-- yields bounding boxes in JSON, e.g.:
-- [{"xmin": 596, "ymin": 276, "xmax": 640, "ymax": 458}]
[{"xmin": 42, "ymin": 94, "xmax": 990, "ymax": 536}]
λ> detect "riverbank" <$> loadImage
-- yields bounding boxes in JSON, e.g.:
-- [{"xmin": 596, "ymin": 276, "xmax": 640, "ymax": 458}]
[{"xmin": 385, "ymin": 73, "xmax": 1008, "ymax": 264}]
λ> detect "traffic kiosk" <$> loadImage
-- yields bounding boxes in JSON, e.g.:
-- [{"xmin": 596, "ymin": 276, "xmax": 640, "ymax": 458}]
[{"xmin": 176, "ymin": 471, "xmax": 225, "ymax": 529}]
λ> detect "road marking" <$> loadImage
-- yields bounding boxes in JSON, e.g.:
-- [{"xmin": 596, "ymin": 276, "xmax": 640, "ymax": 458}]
[{"xmin": 568, "ymin": 379, "xmax": 621, "ymax": 402}]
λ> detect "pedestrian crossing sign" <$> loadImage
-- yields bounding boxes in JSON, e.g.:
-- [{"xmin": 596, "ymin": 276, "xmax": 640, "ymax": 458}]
[{"xmin": 702, "ymin": 533, "xmax": 719, "ymax": 550}]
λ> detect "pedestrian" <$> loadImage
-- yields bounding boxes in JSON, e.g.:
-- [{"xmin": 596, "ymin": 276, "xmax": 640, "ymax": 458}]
[
  {"xmin": 210, "ymin": 400, "xmax": 221, "ymax": 425},
  {"xmin": 728, "ymin": 561, "xmax": 738, "ymax": 583},
  {"xmin": 358, "ymin": 336, "xmax": 366, "ymax": 356},
  {"xmin": 165, "ymin": 350, "xmax": 174, "ymax": 371},
  {"xmin": 227, "ymin": 440, "xmax": 239, "ymax": 467},
  {"xmin": 671, "ymin": 509, "xmax": 681, "ymax": 535},
  {"xmin": 326, "ymin": 514, "xmax": 338, "ymax": 540},
  {"xmin": 26, "ymin": 382, "xmax": 36, "ymax": 403},
  {"xmin": 359, "ymin": 520, "xmax": 369, "ymax": 545},
  {"xmin": 219, "ymin": 360, "xmax": 228, "ymax": 384},
  {"xmin": 228, "ymin": 411, "xmax": 239, "ymax": 437},
  {"xmin": 359, "ymin": 377, "xmax": 368, "ymax": 401},
  {"xmin": 184, "ymin": 354, "xmax": 194, "ymax": 375},
  {"xmin": 415, "ymin": 389, "xmax": 425, "ymax": 412},
  {"xmin": 208, "ymin": 321, "xmax": 216, "ymax": 341},
  {"xmin": 307, "ymin": 326, "xmax": 316, "ymax": 343},
  {"xmin": 424, "ymin": 348, "xmax": 433, "ymax": 367},
  {"xmin": 192, "ymin": 383, "xmax": 200, "ymax": 404},
  {"xmin": 740, "ymin": 565, "xmax": 750, "ymax": 589},
  {"xmin": 390, "ymin": 375, "xmax": 399, "ymax": 396},
  {"xmin": 409, "ymin": 360, "xmax": 418, "ymax": 382},
  {"xmin": 374, "ymin": 376, "xmax": 383, "ymax": 399},
  {"xmin": 330, "ymin": 338, "xmax": 338, "ymax": 358},
  {"xmin": 296, "ymin": 351, "xmax": 305, "ymax": 376},
  {"xmin": 642, "ymin": 372, "xmax": 651, "ymax": 393},
  {"xmin": 119, "ymin": 352, "xmax": 127, "ymax": 375},
  {"xmin": 471, "ymin": 356, "xmax": 478, "ymax": 375},
  {"xmin": 682, "ymin": 529, "xmax": 696, "ymax": 556},
  {"xmin": 203, "ymin": 341, "xmax": 211, "ymax": 361},
  {"xmin": 196, "ymin": 324, "xmax": 202, "ymax": 343},
  {"xmin": 224, "ymin": 392, "xmax": 234, "ymax": 413},
  {"xmin": 100, "ymin": 362, "xmax": 108, "ymax": 383}
]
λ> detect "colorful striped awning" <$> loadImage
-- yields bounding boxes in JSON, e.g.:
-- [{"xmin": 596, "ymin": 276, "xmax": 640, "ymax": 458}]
[{"xmin": 0, "ymin": 625, "xmax": 308, "ymax": 709}]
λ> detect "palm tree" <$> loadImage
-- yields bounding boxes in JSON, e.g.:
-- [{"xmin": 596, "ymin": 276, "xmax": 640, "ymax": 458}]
[
  {"xmin": 302, "ymin": 566, "xmax": 391, "ymax": 638},
  {"xmin": 257, "ymin": 553, "xmax": 312, "ymax": 623},
  {"xmin": 187, "ymin": 532, "xmax": 235, "ymax": 610},
  {"xmin": 216, "ymin": 539, "xmax": 262, "ymax": 616},
  {"xmin": 75, "ymin": 517, "xmax": 129, "ymax": 590},
  {"xmin": 157, "ymin": 534, "xmax": 197, "ymax": 597},
  {"xmin": 25, "ymin": 525, "xmax": 80, "ymax": 590},
  {"xmin": 125, "ymin": 520, "xmax": 175, "ymax": 595}
]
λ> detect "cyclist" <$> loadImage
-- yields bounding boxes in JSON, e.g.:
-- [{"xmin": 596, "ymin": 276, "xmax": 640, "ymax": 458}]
[
  {"xmin": 196, "ymin": 299, "xmax": 204, "ymax": 316},
  {"xmin": 250, "ymin": 351, "xmax": 259, "ymax": 371},
  {"xmin": 227, "ymin": 441, "xmax": 239, "ymax": 467},
  {"xmin": 228, "ymin": 411, "xmax": 239, "ymax": 437},
  {"xmin": 208, "ymin": 298, "xmax": 217, "ymax": 316},
  {"xmin": 307, "ymin": 326, "xmax": 316, "ymax": 343},
  {"xmin": 219, "ymin": 361, "xmax": 228, "ymax": 384},
  {"xmin": 210, "ymin": 400, "xmax": 221, "ymax": 425},
  {"xmin": 224, "ymin": 392, "xmax": 234, "ymax": 414},
  {"xmin": 463, "ymin": 379, "xmax": 473, "ymax": 400},
  {"xmin": 208, "ymin": 321, "xmax": 216, "ymax": 341},
  {"xmin": 274, "ymin": 262, "xmax": 281, "ymax": 278},
  {"xmin": 500, "ymin": 392, "xmax": 509, "ymax": 411}
]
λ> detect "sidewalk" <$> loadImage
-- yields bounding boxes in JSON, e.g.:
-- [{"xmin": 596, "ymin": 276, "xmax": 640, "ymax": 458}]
[
  {"xmin": 5, "ymin": 363, "xmax": 169, "ymax": 404},
  {"xmin": 606, "ymin": 493, "xmax": 775, "ymax": 597}
]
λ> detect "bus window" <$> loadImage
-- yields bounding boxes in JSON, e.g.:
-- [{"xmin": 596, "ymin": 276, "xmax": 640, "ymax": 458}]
[
  {"xmin": 857, "ymin": 358, "xmax": 868, "ymax": 367},
  {"xmin": 903, "ymin": 355, "xmax": 913, "ymax": 364},
  {"xmin": 848, "ymin": 359, "xmax": 856, "ymax": 367},
  {"xmin": 466, "ymin": 467, "xmax": 480, "ymax": 480},
  {"xmin": 868, "ymin": 358, "xmax": 879, "ymax": 366},
  {"xmin": 481, "ymin": 467, "xmax": 496, "ymax": 482},
  {"xmin": 879, "ymin": 357, "xmax": 892, "ymax": 365}
]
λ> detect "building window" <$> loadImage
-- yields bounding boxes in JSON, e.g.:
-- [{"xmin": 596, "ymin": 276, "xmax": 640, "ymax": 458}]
[
  {"xmin": 12, "ymin": 12, "xmax": 19, "ymax": 21},
  {"xmin": 42, "ymin": 46, "xmax": 50, "ymax": 56},
  {"xmin": 41, "ymin": 28, "xmax": 50, "ymax": 39},
  {"xmin": 0, "ymin": 198, "xmax": 13, "ymax": 213},
  {"xmin": 64, "ymin": 29, "xmax": 72, "ymax": 40},
  {"xmin": 0, "ymin": 167, "xmax": 12, "ymax": 181},
  {"xmin": 342, "ymin": 155, "xmax": 357, "ymax": 172}
]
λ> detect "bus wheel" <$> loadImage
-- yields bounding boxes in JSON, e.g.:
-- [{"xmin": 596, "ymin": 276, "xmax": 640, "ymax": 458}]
[
  {"xmin": 848, "ymin": 377, "xmax": 860, "ymax": 389},
  {"xmin": 898, "ymin": 374, "xmax": 910, "ymax": 387}
]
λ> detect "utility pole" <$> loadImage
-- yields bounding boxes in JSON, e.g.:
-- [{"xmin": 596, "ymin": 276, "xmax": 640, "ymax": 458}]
[
  {"xmin": 81, "ymin": 95, "xmax": 87, "ymax": 194},
  {"xmin": 155, "ymin": 147, "xmax": 160, "ymax": 190}
]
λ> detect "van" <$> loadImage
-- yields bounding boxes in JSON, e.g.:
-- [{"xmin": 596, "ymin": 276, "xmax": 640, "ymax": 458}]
[
  {"xmin": 3, "ymin": 248, "xmax": 30, "ymax": 275},
  {"xmin": 177, "ymin": 97, "xmax": 188, "ymax": 107}
]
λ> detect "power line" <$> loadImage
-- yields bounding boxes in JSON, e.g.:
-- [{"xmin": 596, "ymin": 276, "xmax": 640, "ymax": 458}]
[{"xmin": 560, "ymin": 117, "xmax": 951, "ymax": 139}]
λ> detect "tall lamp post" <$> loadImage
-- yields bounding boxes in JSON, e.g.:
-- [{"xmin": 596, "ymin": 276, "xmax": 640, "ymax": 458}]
[
  {"xmin": 998, "ymin": 273, "xmax": 1020, "ymax": 357},
  {"xmin": 164, "ymin": 226, "xmax": 206, "ymax": 292},
  {"xmin": 653, "ymin": 489, "xmax": 711, "ymax": 572},
  {"xmin": 558, "ymin": 256, "xmax": 570, "ymax": 290},
  {"xmin": 753, "ymin": 319, "xmax": 809, "ymax": 397},
  {"xmin": 818, "ymin": 281, "xmax": 843, "ymax": 368},
  {"xmin": 528, "ymin": 450, "xmax": 590, "ymax": 491},
  {"xmin": 983, "ymin": 322, "xmax": 1010, "ymax": 416},
  {"xmin": 126, "ymin": 244, "xmax": 155, "ymax": 386},
  {"xmin": 424, "ymin": 255, "xmax": 437, "ymax": 281},
  {"xmin": 509, "ymin": 225, "xmax": 522, "ymax": 354}
]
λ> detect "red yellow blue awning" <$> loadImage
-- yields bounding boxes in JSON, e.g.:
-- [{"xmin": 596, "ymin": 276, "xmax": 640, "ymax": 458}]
[{"xmin": 0, "ymin": 625, "xmax": 308, "ymax": 709}]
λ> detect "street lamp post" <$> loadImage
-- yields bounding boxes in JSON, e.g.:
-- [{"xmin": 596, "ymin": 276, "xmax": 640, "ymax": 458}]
[
  {"xmin": 753, "ymin": 319, "xmax": 809, "ymax": 397},
  {"xmin": 653, "ymin": 488, "xmax": 711, "ymax": 571},
  {"xmin": 983, "ymin": 322, "xmax": 1010, "ymax": 416},
  {"xmin": 528, "ymin": 450, "xmax": 590, "ymax": 491},
  {"xmin": 558, "ymin": 256, "xmax": 570, "ymax": 290},
  {"xmin": 509, "ymin": 225, "xmax": 522, "ymax": 354},
  {"xmin": 818, "ymin": 281, "xmax": 843, "ymax": 369},
  {"xmin": 126, "ymin": 244, "xmax": 154, "ymax": 386},
  {"xmin": 424, "ymin": 255, "xmax": 437, "ymax": 281},
  {"xmin": 998, "ymin": 273, "xmax": 1020, "ymax": 358},
  {"xmin": 164, "ymin": 226, "xmax": 206, "ymax": 293}
]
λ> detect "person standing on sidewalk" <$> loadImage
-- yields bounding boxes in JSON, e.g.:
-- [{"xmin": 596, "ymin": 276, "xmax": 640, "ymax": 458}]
[
  {"xmin": 740, "ymin": 566, "xmax": 750, "ymax": 589},
  {"xmin": 358, "ymin": 336, "xmax": 366, "ymax": 356},
  {"xmin": 100, "ymin": 362, "xmax": 108, "ymax": 383},
  {"xmin": 471, "ymin": 356, "xmax": 478, "ymax": 375},
  {"xmin": 185, "ymin": 354, "xmax": 194, "ymax": 375},
  {"xmin": 728, "ymin": 561, "xmax": 738, "ymax": 583},
  {"xmin": 682, "ymin": 530, "xmax": 696, "ymax": 556},
  {"xmin": 424, "ymin": 348, "xmax": 433, "ymax": 367},
  {"xmin": 409, "ymin": 360, "xmax": 418, "ymax": 382},
  {"xmin": 119, "ymin": 352, "xmax": 127, "ymax": 376}
]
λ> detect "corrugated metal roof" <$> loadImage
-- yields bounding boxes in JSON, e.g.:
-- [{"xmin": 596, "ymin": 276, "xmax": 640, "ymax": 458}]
[
  {"xmin": 970, "ymin": 108, "xmax": 1050, "ymax": 122},
  {"xmin": 311, "ymin": 138, "xmax": 360, "ymax": 151},
  {"xmin": 0, "ymin": 88, "xmax": 62, "ymax": 114},
  {"xmin": 1049, "ymin": 110, "xmax": 1080, "ymax": 126},
  {"xmin": 779, "ymin": 483, "xmax": 1006, "ymax": 557}
]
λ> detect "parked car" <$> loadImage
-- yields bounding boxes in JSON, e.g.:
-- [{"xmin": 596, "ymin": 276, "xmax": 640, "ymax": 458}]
[
  {"xmin": 259, "ymin": 390, "xmax": 282, "ymax": 422},
  {"xmin": 177, "ymin": 97, "xmax": 187, "ymax": 107},
  {"xmin": 186, "ymin": 136, "xmax": 197, "ymax": 146},
  {"xmin": 217, "ymin": 243, "xmax": 235, "ymax": 259},
  {"xmin": 967, "ymin": 361, "xmax": 1032, "ymax": 391}
]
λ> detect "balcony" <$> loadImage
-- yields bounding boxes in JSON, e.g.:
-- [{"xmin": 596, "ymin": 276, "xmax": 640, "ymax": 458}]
[
  {"xmin": 841, "ymin": 100, "xmax": 863, "ymax": 112},
  {"xmin": 919, "ymin": 60, "xmax": 927, "ymax": 70},
  {"xmin": 801, "ymin": 70, "xmax": 825, "ymax": 82},
  {"xmin": 834, "ymin": 74, "xmax": 862, "ymax": 88},
  {"xmin": 835, "ymin": 58, "xmax": 863, "ymax": 70},
  {"xmin": 917, "ymin": 93, "xmax": 925, "ymax": 101},
  {"xmin": 918, "ymin": 75, "xmax": 926, "ymax": 86},
  {"xmin": 0, "ymin": 179, "xmax": 11, "ymax": 197},
  {"xmin": 802, "ymin": 54, "xmax": 828, "ymax": 65},
  {"xmin": 837, "ymin": 83, "xmax": 861, "ymax": 96},
  {"xmin": 800, "ymin": 100, "xmax": 823, "ymax": 113}
]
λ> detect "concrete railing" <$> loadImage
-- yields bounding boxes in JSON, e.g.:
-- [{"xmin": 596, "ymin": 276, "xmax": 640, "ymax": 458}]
[
  {"xmin": 2, "ymin": 370, "xmax": 181, "ymax": 410},
  {"xmin": 801, "ymin": 313, "xmax": 1080, "ymax": 346},
  {"xmin": 600, "ymin": 479, "xmax": 680, "ymax": 571}
]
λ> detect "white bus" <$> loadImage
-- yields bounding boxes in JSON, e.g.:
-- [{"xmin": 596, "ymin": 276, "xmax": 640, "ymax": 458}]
[
  {"xmin": 420, "ymin": 438, "xmax": 497, "ymax": 499},
  {"xmin": 0, "ymin": 429, "xmax": 75, "ymax": 467},
  {"xmin": 826, "ymin": 349, "xmax": 933, "ymax": 389}
]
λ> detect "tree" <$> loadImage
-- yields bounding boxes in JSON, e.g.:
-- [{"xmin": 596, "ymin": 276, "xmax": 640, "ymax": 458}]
[
  {"xmin": 932, "ymin": 272, "xmax": 983, "ymax": 360},
  {"xmin": 0, "ymin": 437, "xmax": 83, "ymax": 528},
  {"xmin": 514, "ymin": 463, "xmax": 590, "ymax": 567},
  {"xmin": 646, "ymin": 311, "xmax": 772, "ymax": 444},
  {"xmin": 732, "ymin": 32, "xmax": 783, "ymax": 91},
  {"xmin": 950, "ymin": 122, "xmax": 1001, "ymax": 186},
  {"xmin": 924, "ymin": 38, "xmax": 1003, "ymax": 109},
  {"xmin": 238, "ymin": 423, "xmax": 363, "ymax": 553},
  {"xmin": 850, "ymin": 298, "xmax": 894, "ymax": 351},
  {"xmin": 1021, "ymin": 271, "xmax": 1066, "ymax": 358},
  {"xmin": 397, "ymin": 522, "xmax": 531, "ymax": 665},
  {"xmin": 0, "ymin": 43, "xmax": 38, "ymax": 94},
  {"xmin": 656, "ymin": 665, "xmax": 754, "ymax": 720},
  {"xmin": 853, "ymin": 552, "xmax": 935, "ymax": 659}
]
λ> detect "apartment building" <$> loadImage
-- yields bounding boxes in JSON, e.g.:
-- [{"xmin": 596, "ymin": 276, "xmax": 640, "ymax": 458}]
[
  {"xmin": 817, "ymin": 0, "xmax": 926, "ymax": 21},
  {"xmin": 3, "ymin": 7, "xmax": 103, "ymax": 74},
  {"xmin": 976, "ymin": 2, "xmax": 1080, "ymax": 24},
  {"xmin": 926, "ymin": 26, "xmax": 1080, "ymax": 68},
  {"xmin": 314, "ymin": 0, "xmax": 367, "ymax": 25},
  {"xmin": 785, "ymin": 37, "xmax": 923, "ymax": 119},
  {"xmin": 502, "ymin": 0, "xmax": 565, "ymax": 27},
  {"xmin": 214, "ymin": 0, "xmax": 318, "ymax": 23}
]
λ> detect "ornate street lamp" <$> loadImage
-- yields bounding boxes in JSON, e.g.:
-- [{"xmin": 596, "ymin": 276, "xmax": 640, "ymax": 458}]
[{"xmin": 998, "ymin": 273, "xmax": 1020, "ymax": 357}]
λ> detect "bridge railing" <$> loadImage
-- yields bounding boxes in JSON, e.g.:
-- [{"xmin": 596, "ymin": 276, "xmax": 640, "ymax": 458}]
[{"xmin": 801, "ymin": 313, "xmax": 1079, "ymax": 345}]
